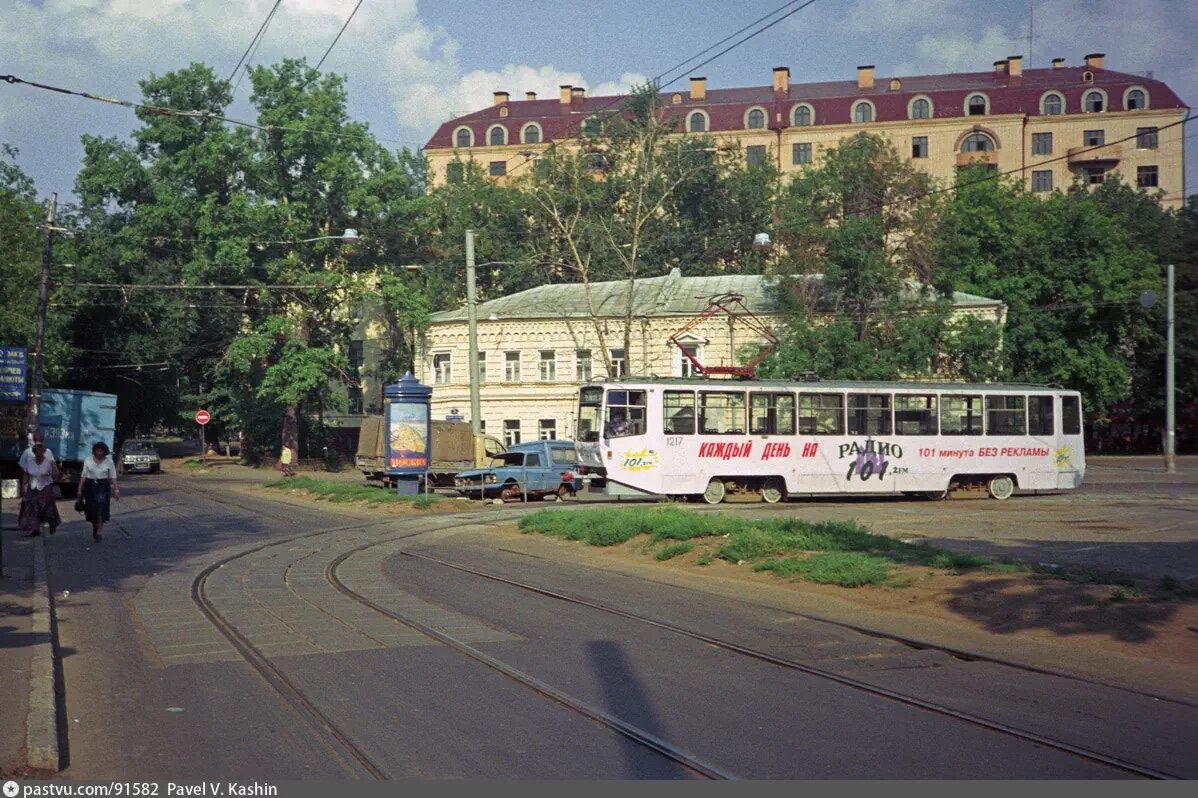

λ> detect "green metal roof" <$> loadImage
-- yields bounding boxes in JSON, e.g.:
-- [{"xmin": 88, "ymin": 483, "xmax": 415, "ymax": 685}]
[{"xmin": 430, "ymin": 269, "xmax": 1001, "ymax": 323}]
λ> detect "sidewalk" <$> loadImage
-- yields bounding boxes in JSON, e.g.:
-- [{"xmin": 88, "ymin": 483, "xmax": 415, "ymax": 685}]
[{"xmin": 0, "ymin": 505, "xmax": 35, "ymax": 777}]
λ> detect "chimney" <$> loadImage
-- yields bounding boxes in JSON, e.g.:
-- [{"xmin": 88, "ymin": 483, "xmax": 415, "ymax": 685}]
[
  {"xmin": 994, "ymin": 59, "xmax": 1007, "ymax": 75},
  {"xmin": 560, "ymin": 85, "xmax": 573, "ymax": 105},
  {"xmin": 773, "ymin": 66, "xmax": 790, "ymax": 94},
  {"xmin": 689, "ymin": 76, "xmax": 706, "ymax": 101},
  {"xmin": 1084, "ymin": 52, "xmax": 1105, "ymax": 69},
  {"xmin": 492, "ymin": 91, "xmax": 509, "ymax": 107},
  {"xmin": 1052, "ymin": 57, "xmax": 1065, "ymax": 69},
  {"xmin": 525, "ymin": 91, "xmax": 537, "ymax": 101},
  {"xmin": 857, "ymin": 65, "xmax": 875, "ymax": 90},
  {"xmin": 571, "ymin": 86, "xmax": 586, "ymax": 99},
  {"xmin": 1007, "ymin": 55, "xmax": 1023, "ymax": 78}
]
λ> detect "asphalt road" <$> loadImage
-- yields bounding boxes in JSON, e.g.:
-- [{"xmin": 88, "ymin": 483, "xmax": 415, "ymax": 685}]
[{"xmin": 41, "ymin": 471, "xmax": 1198, "ymax": 779}]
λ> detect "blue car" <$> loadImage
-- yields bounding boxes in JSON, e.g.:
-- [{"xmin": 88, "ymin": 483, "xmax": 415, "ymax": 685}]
[{"xmin": 454, "ymin": 440, "xmax": 582, "ymax": 501}]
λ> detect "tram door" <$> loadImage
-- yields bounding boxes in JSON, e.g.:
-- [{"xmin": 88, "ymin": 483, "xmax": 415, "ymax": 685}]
[{"xmin": 661, "ymin": 390, "xmax": 700, "ymax": 491}]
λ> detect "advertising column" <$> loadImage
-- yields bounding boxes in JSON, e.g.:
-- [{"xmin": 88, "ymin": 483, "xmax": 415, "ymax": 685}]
[{"xmin": 383, "ymin": 372, "xmax": 432, "ymax": 495}]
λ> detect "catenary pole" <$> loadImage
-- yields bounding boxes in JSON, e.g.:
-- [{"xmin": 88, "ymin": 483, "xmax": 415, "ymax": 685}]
[
  {"xmin": 465, "ymin": 229, "xmax": 481, "ymax": 435},
  {"xmin": 1165, "ymin": 263, "xmax": 1176, "ymax": 474},
  {"xmin": 28, "ymin": 192, "xmax": 56, "ymax": 436}
]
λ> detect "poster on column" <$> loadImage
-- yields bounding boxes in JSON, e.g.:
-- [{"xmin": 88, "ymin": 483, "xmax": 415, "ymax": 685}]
[{"xmin": 387, "ymin": 400, "xmax": 429, "ymax": 471}]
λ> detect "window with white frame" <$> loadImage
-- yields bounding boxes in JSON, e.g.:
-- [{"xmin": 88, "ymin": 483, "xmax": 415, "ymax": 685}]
[
  {"xmin": 538, "ymin": 419, "xmax": 557, "ymax": 440},
  {"xmin": 521, "ymin": 123, "xmax": 541, "ymax": 144},
  {"xmin": 1031, "ymin": 170, "xmax": 1053, "ymax": 193},
  {"xmin": 1031, "ymin": 132, "xmax": 1053, "ymax": 155},
  {"xmin": 966, "ymin": 93, "xmax": 989, "ymax": 116},
  {"xmin": 504, "ymin": 351, "xmax": 520, "ymax": 381},
  {"xmin": 539, "ymin": 350, "xmax": 556, "ymax": 381},
  {"xmin": 909, "ymin": 97, "xmax": 931, "ymax": 120},
  {"xmin": 432, "ymin": 353, "xmax": 452, "ymax": 384},
  {"xmin": 476, "ymin": 350, "xmax": 487, "ymax": 382},
  {"xmin": 792, "ymin": 142, "xmax": 812, "ymax": 165},
  {"xmin": 575, "ymin": 349, "xmax": 593, "ymax": 381},
  {"xmin": 454, "ymin": 127, "xmax": 473, "ymax": 147},
  {"xmin": 608, "ymin": 348, "xmax": 626, "ymax": 378},
  {"xmin": 853, "ymin": 101, "xmax": 874, "ymax": 123},
  {"xmin": 673, "ymin": 338, "xmax": 704, "ymax": 377},
  {"xmin": 1125, "ymin": 88, "xmax": 1148, "ymax": 110},
  {"xmin": 1041, "ymin": 92, "xmax": 1064, "ymax": 116},
  {"xmin": 745, "ymin": 107, "xmax": 766, "ymax": 129},
  {"xmin": 687, "ymin": 111, "xmax": 708, "ymax": 133},
  {"xmin": 1084, "ymin": 90, "xmax": 1105, "ymax": 113},
  {"xmin": 792, "ymin": 104, "xmax": 813, "ymax": 126},
  {"xmin": 503, "ymin": 419, "xmax": 521, "ymax": 446},
  {"xmin": 488, "ymin": 125, "xmax": 507, "ymax": 146}
]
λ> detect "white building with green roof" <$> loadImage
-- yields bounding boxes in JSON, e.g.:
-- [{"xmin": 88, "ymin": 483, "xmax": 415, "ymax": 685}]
[{"xmin": 419, "ymin": 269, "xmax": 1004, "ymax": 445}]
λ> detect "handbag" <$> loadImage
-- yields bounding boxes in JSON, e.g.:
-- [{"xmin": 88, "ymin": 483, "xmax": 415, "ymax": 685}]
[{"xmin": 74, "ymin": 496, "xmax": 86, "ymax": 513}]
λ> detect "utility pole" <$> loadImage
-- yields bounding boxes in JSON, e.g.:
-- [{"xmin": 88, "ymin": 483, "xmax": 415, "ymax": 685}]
[
  {"xmin": 465, "ymin": 230, "xmax": 482, "ymax": 435},
  {"xmin": 28, "ymin": 192, "xmax": 56, "ymax": 436},
  {"xmin": 1165, "ymin": 263, "xmax": 1176, "ymax": 474}
]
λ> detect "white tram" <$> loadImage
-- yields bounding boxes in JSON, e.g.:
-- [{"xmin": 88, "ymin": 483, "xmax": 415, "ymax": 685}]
[{"xmin": 574, "ymin": 379, "xmax": 1085, "ymax": 504}]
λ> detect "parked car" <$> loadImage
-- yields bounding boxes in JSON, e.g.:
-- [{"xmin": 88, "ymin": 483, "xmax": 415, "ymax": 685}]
[
  {"xmin": 119, "ymin": 440, "xmax": 161, "ymax": 474},
  {"xmin": 454, "ymin": 440, "xmax": 581, "ymax": 501}
]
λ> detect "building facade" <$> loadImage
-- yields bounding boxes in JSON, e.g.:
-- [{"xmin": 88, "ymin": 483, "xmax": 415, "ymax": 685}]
[
  {"xmin": 416, "ymin": 270, "xmax": 1004, "ymax": 445},
  {"xmin": 424, "ymin": 53, "xmax": 1188, "ymax": 208}
]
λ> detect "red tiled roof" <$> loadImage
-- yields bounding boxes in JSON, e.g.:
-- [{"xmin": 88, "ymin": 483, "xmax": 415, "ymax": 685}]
[{"xmin": 424, "ymin": 66, "xmax": 1187, "ymax": 149}]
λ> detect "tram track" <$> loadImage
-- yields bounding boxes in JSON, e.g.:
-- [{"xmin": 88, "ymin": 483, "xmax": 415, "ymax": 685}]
[{"xmin": 400, "ymin": 549, "xmax": 1187, "ymax": 780}]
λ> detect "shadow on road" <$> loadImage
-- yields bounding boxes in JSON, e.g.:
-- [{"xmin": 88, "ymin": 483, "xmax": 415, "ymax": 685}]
[{"xmin": 942, "ymin": 576, "xmax": 1181, "ymax": 643}]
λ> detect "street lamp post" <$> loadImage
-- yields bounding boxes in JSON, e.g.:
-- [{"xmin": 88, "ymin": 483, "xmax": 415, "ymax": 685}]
[{"xmin": 466, "ymin": 230, "xmax": 480, "ymax": 436}]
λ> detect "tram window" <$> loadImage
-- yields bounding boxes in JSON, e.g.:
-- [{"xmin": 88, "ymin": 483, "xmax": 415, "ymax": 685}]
[
  {"xmin": 941, "ymin": 395, "xmax": 983, "ymax": 435},
  {"xmin": 577, "ymin": 385, "xmax": 603, "ymax": 442},
  {"xmin": 605, "ymin": 390, "xmax": 647, "ymax": 438},
  {"xmin": 1028, "ymin": 395, "xmax": 1055, "ymax": 435},
  {"xmin": 986, "ymin": 395, "xmax": 1027, "ymax": 435},
  {"xmin": 1061, "ymin": 395, "xmax": 1082, "ymax": 435},
  {"xmin": 699, "ymin": 392, "xmax": 746, "ymax": 435},
  {"xmin": 750, "ymin": 393, "xmax": 796, "ymax": 435},
  {"xmin": 663, "ymin": 391, "xmax": 696, "ymax": 435},
  {"xmin": 895, "ymin": 394, "xmax": 937, "ymax": 435},
  {"xmin": 798, "ymin": 393, "xmax": 844, "ymax": 435},
  {"xmin": 847, "ymin": 394, "xmax": 892, "ymax": 436}
]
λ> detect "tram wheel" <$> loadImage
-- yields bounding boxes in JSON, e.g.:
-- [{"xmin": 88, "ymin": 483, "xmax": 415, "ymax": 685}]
[
  {"xmin": 923, "ymin": 490, "xmax": 949, "ymax": 501},
  {"xmin": 702, "ymin": 479, "xmax": 727, "ymax": 505},
  {"xmin": 987, "ymin": 475, "xmax": 1015, "ymax": 500},
  {"xmin": 760, "ymin": 478, "xmax": 785, "ymax": 504}
]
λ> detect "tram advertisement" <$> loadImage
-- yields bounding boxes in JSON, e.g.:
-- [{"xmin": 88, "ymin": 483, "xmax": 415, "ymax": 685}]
[{"xmin": 387, "ymin": 401, "xmax": 429, "ymax": 470}]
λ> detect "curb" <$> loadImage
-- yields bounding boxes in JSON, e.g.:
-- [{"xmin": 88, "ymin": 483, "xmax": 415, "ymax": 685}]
[{"xmin": 26, "ymin": 535, "xmax": 62, "ymax": 772}]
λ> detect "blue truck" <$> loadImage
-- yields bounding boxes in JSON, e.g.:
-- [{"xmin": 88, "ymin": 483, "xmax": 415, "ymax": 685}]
[
  {"xmin": 453, "ymin": 439, "xmax": 581, "ymax": 501},
  {"xmin": 0, "ymin": 389, "xmax": 118, "ymax": 495}
]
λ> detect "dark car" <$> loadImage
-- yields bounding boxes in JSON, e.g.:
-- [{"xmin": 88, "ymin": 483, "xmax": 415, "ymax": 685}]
[
  {"xmin": 454, "ymin": 440, "xmax": 581, "ymax": 501},
  {"xmin": 119, "ymin": 440, "xmax": 161, "ymax": 474}
]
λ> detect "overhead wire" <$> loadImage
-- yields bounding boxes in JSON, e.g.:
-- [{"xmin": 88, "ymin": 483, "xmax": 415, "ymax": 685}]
[
  {"xmin": 228, "ymin": 0, "xmax": 286, "ymax": 89},
  {"xmin": 314, "ymin": 0, "xmax": 364, "ymax": 73}
]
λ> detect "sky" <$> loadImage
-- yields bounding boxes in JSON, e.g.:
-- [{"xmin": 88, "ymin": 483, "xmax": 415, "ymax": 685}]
[{"xmin": 2, "ymin": 0, "xmax": 1195, "ymax": 203}]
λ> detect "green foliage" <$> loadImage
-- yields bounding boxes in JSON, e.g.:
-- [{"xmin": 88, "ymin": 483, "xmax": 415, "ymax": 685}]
[
  {"xmin": 654, "ymin": 542, "xmax": 694, "ymax": 561},
  {"xmin": 0, "ymin": 145, "xmax": 43, "ymax": 359},
  {"xmin": 753, "ymin": 552, "xmax": 892, "ymax": 587},
  {"xmin": 265, "ymin": 475, "xmax": 440, "ymax": 506}
]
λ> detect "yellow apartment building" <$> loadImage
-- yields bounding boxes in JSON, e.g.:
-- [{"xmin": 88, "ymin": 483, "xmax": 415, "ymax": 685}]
[
  {"xmin": 424, "ymin": 53, "xmax": 1188, "ymax": 208},
  {"xmin": 415, "ymin": 270, "xmax": 1005, "ymax": 444}
]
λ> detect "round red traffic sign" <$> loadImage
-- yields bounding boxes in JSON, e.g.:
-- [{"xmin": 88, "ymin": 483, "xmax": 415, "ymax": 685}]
[{"xmin": 195, "ymin": 409, "xmax": 211, "ymax": 426}]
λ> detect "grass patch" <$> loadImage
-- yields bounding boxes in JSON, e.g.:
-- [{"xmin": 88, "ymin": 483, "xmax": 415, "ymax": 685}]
[
  {"xmin": 696, "ymin": 551, "xmax": 712, "ymax": 567},
  {"xmin": 265, "ymin": 476, "xmax": 440, "ymax": 507},
  {"xmin": 184, "ymin": 458, "xmax": 208, "ymax": 471},
  {"xmin": 753, "ymin": 553, "xmax": 893, "ymax": 587},
  {"xmin": 655, "ymin": 542, "xmax": 694, "ymax": 561}
]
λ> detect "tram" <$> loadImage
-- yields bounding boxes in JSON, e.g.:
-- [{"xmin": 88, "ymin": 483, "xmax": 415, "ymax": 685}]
[{"xmin": 574, "ymin": 378, "xmax": 1085, "ymax": 503}]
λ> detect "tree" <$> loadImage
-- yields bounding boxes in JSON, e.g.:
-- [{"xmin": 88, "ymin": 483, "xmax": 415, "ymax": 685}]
[
  {"xmin": 939, "ymin": 171, "xmax": 1162, "ymax": 416},
  {"xmin": 521, "ymin": 85, "xmax": 725, "ymax": 375},
  {"xmin": 0, "ymin": 145, "xmax": 43, "ymax": 358},
  {"xmin": 761, "ymin": 134, "xmax": 998, "ymax": 381}
]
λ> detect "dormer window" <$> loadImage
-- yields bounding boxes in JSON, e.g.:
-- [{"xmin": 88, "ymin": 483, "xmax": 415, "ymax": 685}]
[
  {"xmin": 1084, "ymin": 90, "xmax": 1105, "ymax": 113},
  {"xmin": 792, "ymin": 104, "xmax": 813, "ymax": 126},
  {"xmin": 909, "ymin": 97, "xmax": 931, "ymax": 120},
  {"xmin": 487, "ymin": 125, "xmax": 507, "ymax": 146},
  {"xmin": 581, "ymin": 117, "xmax": 603, "ymax": 137},
  {"xmin": 521, "ymin": 123, "xmax": 542, "ymax": 145},
  {"xmin": 454, "ymin": 126, "xmax": 473, "ymax": 148},
  {"xmin": 746, "ymin": 107, "xmax": 766, "ymax": 130},
  {"xmin": 1041, "ymin": 92, "xmax": 1064, "ymax": 115},
  {"xmin": 966, "ymin": 93, "xmax": 989, "ymax": 116},
  {"xmin": 853, "ymin": 101, "xmax": 874, "ymax": 123},
  {"xmin": 1125, "ymin": 88, "xmax": 1148, "ymax": 110},
  {"xmin": 687, "ymin": 110, "xmax": 708, "ymax": 133}
]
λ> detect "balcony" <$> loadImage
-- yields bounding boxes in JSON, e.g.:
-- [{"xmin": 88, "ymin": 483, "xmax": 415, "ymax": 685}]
[
  {"xmin": 955, "ymin": 150, "xmax": 998, "ymax": 168},
  {"xmin": 1067, "ymin": 144, "xmax": 1122, "ymax": 165}
]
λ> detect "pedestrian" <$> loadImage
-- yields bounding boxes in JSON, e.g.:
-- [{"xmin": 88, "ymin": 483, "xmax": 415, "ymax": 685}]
[
  {"xmin": 19, "ymin": 442, "xmax": 60, "ymax": 537},
  {"xmin": 78, "ymin": 441, "xmax": 119, "ymax": 542},
  {"xmin": 280, "ymin": 444, "xmax": 296, "ymax": 477},
  {"xmin": 18, "ymin": 430, "xmax": 56, "ymax": 471}
]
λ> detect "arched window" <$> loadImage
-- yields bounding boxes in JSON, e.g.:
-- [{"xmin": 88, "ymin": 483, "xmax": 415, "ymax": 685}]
[
  {"xmin": 792, "ymin": 104, "xmax": 813, "ymax": 126},
  {"xmin": 853, "ymin": 101, "xmax": 874, "ymax": 123},
  {"xmin": 687, "ymin": 110, "xmax": 708, "ymax": 133},
  {"xmin": 909, "ymin": 97, "xmax": 931, "ymax": 120},
  {"xmin": 960, "ymin": 132, "xmax": 995, "ymax": 153},
  {"xmin": 521, "ymin": 123, "xmax": 541, "ymax": 145},
  {"xmin": 745, "ymin": 107, "xmax": 766, "ymax": 129},
  {"xmin": 1084, "ymin": 90, "xmax": 1105, "ymax": 112},
  {"xmin": 487, "ymin": 125, "xmax": 507, "ymax": 146},
  {"xmin": 581, "ymin": 116, "xmax": 603, "ymax": 137},
  {"xmin": 966, "ymin": 93, "xmax": 989, "ymax": 116},
  {"xmin": 1041, "ymin": 92, "xmax": 1064, "ymax": 116},
  {"xmin": 1125, "ymin": 88, "xmax": 1148, "ymax": 110},
  {"xmin": 454, "ymin": 126, "xmax": 473, "ymax": 148}
]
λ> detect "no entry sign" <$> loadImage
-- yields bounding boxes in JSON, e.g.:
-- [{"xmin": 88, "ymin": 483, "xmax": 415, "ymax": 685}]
[{"xmin": 195, "ymin": 409, "xmax": 211, "ymax": 426}]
